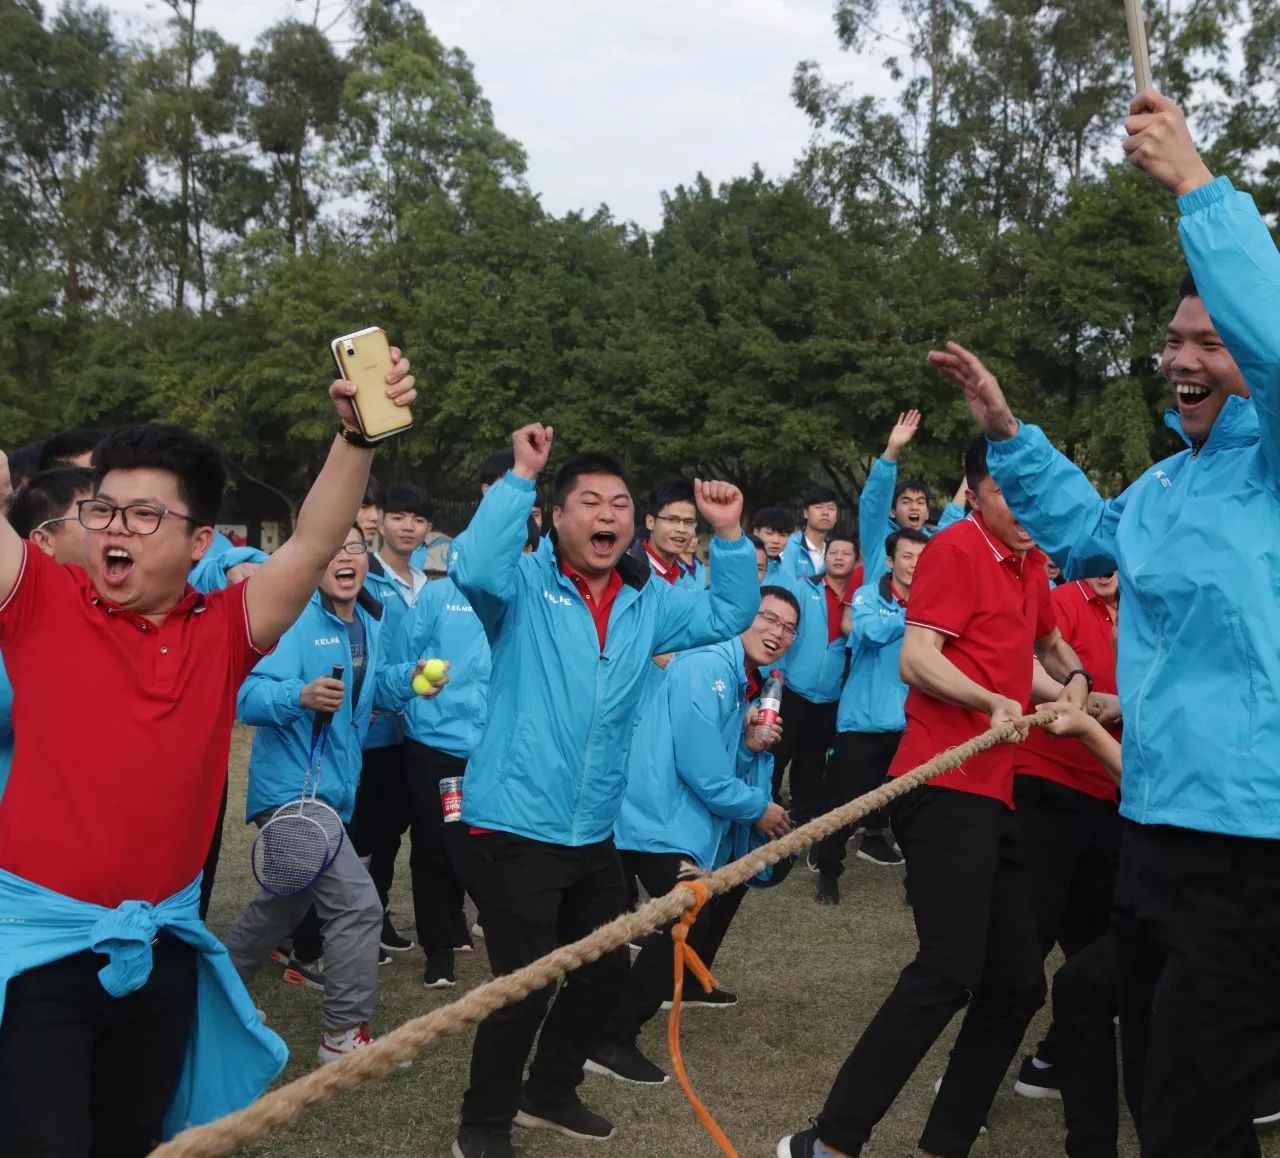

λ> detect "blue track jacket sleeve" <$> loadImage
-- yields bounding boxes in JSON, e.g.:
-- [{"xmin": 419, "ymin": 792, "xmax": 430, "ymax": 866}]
[
  {"xmin": 448, "ymin": 472, "xmax": 535, "ymax": 638},
  {"xmin": 394, "ymin": 581, "xmax": 442, "ymax": 665},
  {"xmin": 859, "ymin": 457, "xmax": 895, "ymax": 566},
  {"xmin": 1178, "ymin": 177, "xmax": 1280, "ymax": 479},
  {"xmin": 650, "ymin": 535, "xmax": 760, "ymax": 656},
  {"xmin": 668, "ymin": 655, "xmax": 769, "ymax": 823},
  {"xmin": 852, "ymin": 592, "xmax": 905, "ymax": 648},
  {"xmin": 936, "ymin": 503, "xmax": 965, "ymax": 532},
  {"xmin": 236, "ymin": 639, "xmax": 306, "ymax": 727},
  {"xmin": 373, "ymin": 661, "xmax": 416, "ymax": 713}
]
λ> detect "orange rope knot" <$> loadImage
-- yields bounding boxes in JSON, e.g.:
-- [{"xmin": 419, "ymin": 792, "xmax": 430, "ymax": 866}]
[{"xmin": 668, "ymin": 880, "xmax": 738, "ymax": 1158}]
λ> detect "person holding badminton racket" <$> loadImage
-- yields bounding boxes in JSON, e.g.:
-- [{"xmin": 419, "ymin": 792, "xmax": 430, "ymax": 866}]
[
  {"xmin": 0, "ymin": 350, "xmax": 415, "ymax": 1155},
  {"xmin": 226, "ymin": 523, "xmax": 447, "ymax": 1064}
]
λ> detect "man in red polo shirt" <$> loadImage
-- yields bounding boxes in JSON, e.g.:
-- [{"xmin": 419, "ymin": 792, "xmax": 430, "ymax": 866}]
[
  {"xmin": 0, "ymin": 357, "xmax": 415, "ymax": 1157},
  {"xmin": 780, "ymin": 436, "xmax": 1089, "ymax": 1158}
]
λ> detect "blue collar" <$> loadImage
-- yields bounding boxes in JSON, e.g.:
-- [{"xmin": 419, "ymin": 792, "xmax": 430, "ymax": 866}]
[{"xmin": 1163, "ymin": 394, "xmax": 1259, "ymax": 454}]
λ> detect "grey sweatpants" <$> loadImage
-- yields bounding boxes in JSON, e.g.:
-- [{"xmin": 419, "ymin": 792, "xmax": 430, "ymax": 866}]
[{"xmin": 224, "ymin": 823, "xmax": 382, "ymax": 1032}]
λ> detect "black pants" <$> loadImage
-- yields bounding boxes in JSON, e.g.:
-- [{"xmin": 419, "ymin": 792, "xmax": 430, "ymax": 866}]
[
  {"xmin": 1115, "ymin": 820, "xmax": 1280, "ymax": 1158},
  {"xmin": 768, "ymin": 689, "xmax": 838, "ymax": 824},
  {"xmin": 816, "ymin": 786, "xmax": 1045, "ymax": 1158},
  {"xmin": 1053, "ymin": 932, "xmax": 1120, "ymax": 1158},
  {"xmin": 198, "ymin": 773, "xmax": 230, "ymax": 920},
  {"xmin": 0, "ymin": 936, "xmax": 197, "ymax": 1158},
  {"xmin": 404, "ymin": 739, "xmax": 471, "ymax": 953},
  {"xmin": 603, "ymin": 850, "xmax": 747, "ymax": 1046},
  {"xmin": 1014, "ymin": 774, "xmax": 1120, "ymax": 1064},
  {"xmin": 813, "ymin": 730, "xmax": 901, "ymax": 876},
  {"xmin": 348, "ymin": 742, "xmax": 409, "ymax": 909},
  {"xmin": 455, "ymin": 830, "xmax": 632, "ymax": 1128}
]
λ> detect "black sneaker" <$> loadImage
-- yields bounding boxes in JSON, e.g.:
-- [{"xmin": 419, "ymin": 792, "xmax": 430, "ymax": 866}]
[
  {"xmin": 377, "ymin": 946, "xmax": 392, "ymax": 967},
  {"xmin": 514, "ymin": 1092, "xmax": 614, "ymax": 1140},
  {"xmin": 584, "ymin": 1040, "xmax": 669, "ymax": 1085},
  {"xmin": 423, "ymin": 951, "xmax": 456, "ymax": 989},
  {"xmin": 452, "ymin": 1124, "xmax": 515, "ymax": 1158},
  {"xmin": 380, "ymin": 914, "xmax": 416, "ymax": 952},
  {"xmin": 815, "ymin": 873, "xmax": 841, "ymax": 905},
  {"xmin": 1013, "ymin": 1054, "xmax": 1062, "ymax": 1099},
  {"xmin": 856, "ymin": 833, "xmax": 905, "ymax": 866},
  {"xmin": 776, "ymin": 1125, "xmax": 851, "ymax": 1156},
  {"xmin": 663, "ymin": 986, "xmax": 738, "ymax": 1010},
  {"xmin": 1254, "ymin": 1079, "xmax": 1280, "ymax": 1126}
]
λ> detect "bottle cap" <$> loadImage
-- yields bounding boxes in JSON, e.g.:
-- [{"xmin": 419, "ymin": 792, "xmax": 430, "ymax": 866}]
[{"xmin": 769, "ymin": 669, "xmax": 781, "ymax": 677}]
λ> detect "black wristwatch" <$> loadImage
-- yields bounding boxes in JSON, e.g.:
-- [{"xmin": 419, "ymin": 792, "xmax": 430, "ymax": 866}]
[
  {"xmin": 337, "ymin": 424, "xmax": 381, "ymax": 450},
  {"xmin": 1063, "ymin": 668, "xmax": 1093, "ymax": 694}
]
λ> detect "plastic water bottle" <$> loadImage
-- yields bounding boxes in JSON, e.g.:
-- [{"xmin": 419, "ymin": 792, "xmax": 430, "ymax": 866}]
[{"xmin": 753, "ymin": 670, "xmax": 784, "ymax": 744}]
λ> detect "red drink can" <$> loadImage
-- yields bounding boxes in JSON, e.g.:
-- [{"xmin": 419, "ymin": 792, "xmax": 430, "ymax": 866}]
[{"xmin": 440, "ymin": 776, "xmax": 464, "ymax": 823}]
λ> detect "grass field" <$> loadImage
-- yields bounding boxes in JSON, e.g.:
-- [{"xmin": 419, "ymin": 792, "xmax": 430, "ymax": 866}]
[{"xmin": 209, "ymin": 727, "xmax": 1275, "ymax": 1158}]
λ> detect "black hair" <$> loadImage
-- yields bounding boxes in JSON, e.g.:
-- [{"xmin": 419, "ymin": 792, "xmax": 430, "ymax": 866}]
[
  {"xmin": 827, "ymin": 527, "xmax": 859, "ymax": 553},
  {"xmin": 750, "ymin": 534, "xmax": 767, "ymax": 551},
  {"xmin": 8, "ymin": 443, "xmax": 45, "ymax": 494},
  {"xmin": 964, "ymin": 435, "xmax": 990, "ymax": 491},
  {"xmin": 751, "ymin": 505, "xmax": 795, "ymax": 534},
  {"xmin": 893, "ymin": 478, "xmax": 933, "ymax": 507},
  {"xmin": 383, "ymin": 483, "xmax": 433, "ymax": 521},
  {"xmin": 361, "ymin": 474, "xmax": 385, "ymax": 509},
  {"xmin": 802, "ymin": 485, "xmax": 839, "ymax": 509},
  {"xmin": 1179, "ymin": 270, "xmax": 1199, "ymax": 299},
  {"xmin": 885, "ymin": 527, "xmax": 930, "ymax": 559},
  {"xmin": 649, "ymin": 478, "xmax": 695, "ymax": 513},
  {"xmin": 8, "ymin": 467, "xmax": 94, "ymax": 538},
  {"xmin": 525, "ymin": 516, "xmax": 540, "ymax": 552},
  {"xmin": 478, "ymin": 450, "xmax": 516, "ymax": 489},
  {"xmin": 37, "ymin": 427, "xmax": 109, "ymax": 471},
  {"xmin": 93, "ymin": 424, "xmax": 225, "ymax": 528},
  {"xmin": 759, "ymin": 584, "xmax": 802, "ymax": 623},
  {"xmin": 552, "ymin": 452, "xmax": 631, "ymax": 508}
]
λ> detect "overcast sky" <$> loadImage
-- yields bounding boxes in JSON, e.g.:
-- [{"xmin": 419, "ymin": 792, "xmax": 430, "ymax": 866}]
[{"xmin": 109, "ymin": 0, "xmax": 902, "ymax": 229}]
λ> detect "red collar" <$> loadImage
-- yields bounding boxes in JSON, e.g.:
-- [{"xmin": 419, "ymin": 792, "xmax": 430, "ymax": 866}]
[
  {"xmin": 643, "ymin": 540, "xmax": 680, "ymax": 583},
  {"xmin": 967, "ymin": 512, "xmax": 1045, "ymax": 571},
  {"xmin": 84, "ymin": 574, "xmax": 206, "ymax": 626}
]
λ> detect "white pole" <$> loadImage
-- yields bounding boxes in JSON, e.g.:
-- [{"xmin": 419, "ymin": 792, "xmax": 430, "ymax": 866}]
[{"xmin": 1125, "ymin": 0, "xmax": 1153, "ymax": 92}]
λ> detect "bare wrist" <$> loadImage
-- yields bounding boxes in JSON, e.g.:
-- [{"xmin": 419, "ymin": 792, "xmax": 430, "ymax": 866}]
[
  {"xmin": 1173, "ymin": 163, "xmax": 1215, "ymax": 199},
  {"xmin": 986, "ymin": 413, "xmax": 1019, "ymax": 442}
]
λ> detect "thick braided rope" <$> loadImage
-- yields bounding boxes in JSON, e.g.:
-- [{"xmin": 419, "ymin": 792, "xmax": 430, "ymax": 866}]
[{"xmin": 150, "ymin": 708, "xmax": 1056, "ymax": 1158}]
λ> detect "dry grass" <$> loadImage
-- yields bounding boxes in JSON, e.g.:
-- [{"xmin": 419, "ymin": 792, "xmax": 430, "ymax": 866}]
[{"xmin": 209, "ymin": 728, "xmax": 1277, "ymax": 1157}]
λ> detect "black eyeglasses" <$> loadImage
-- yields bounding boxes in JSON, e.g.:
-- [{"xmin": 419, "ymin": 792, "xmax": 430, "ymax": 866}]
[
  {"xmin": 335, "ymin": 542, "xmax": 369, "ymax": 557},
  {"xmin": 654, "ymin": 514, "xmax": 698, "ymax": 529},
  {"xmin": 77, "ymin": 499, "xmax": 203, "ymax": 536},
  {"xmin": 756, "ymin": 609, "xmax": 798, "ymax": 638}
]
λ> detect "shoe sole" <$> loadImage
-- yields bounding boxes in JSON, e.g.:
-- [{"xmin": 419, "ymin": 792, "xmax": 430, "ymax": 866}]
[
  {"xmin": 423, "ymin": 977, "xmax": 457, "ymax": 990},
  {"xmin": 583, "ymin": 1058, "xmax": 669, "ymax": 1086},
  {"xmin": 776, "ymin": 1138, "xmax": 803, "ymax": 1158},
  {"xmin": 380, "ymin": 941, "xmax": 416, "ymax": 952},
  {"xmin": 283, "ymin": 968, "xmax": 323, "ymax": 992},
  {"xmin": 855, "ymin": 849, "xmax": 904, "ymax": 866},
  {"xmin": 513, "ymin": 1110, "xmax": 614, "ymax": 1141},
  {"xmin": 659, "ymin": 999, "xmax": 737, "ymax": 1010},
  {"xmin": 1254, "ymin": 1110, "xmax": 1280, "ymax": 1126},
  {"xmin": 455, "ymin": 945, "xmax": 475, "ymax": 953},
  {"xmin": 1013, "ymin": 1080, "xmax": 1062, "ymax": 1100},
  {"xmin": 471, "ymin": 924, "xmax": 485, "ymax": 939}
]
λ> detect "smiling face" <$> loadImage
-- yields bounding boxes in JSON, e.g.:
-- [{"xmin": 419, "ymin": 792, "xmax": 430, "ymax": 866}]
[
  {"xmin": 320, "ymin": 529, "xmax": 370, "ymax": 609},
  {"xmin": 892, "ymin": 488, "xmax": 930, "ymax": 530},
  {"xmin": 645, "ymin": 499, "xmax": 696, "ymax": 562},
  {"xmin": 1161, "ymin": 294, "xmax": 1249, "ymax": 442},
  {"xmin": 967, "ymin": 475, "xmax": 1035, "ymax": 556},
  {"xmin": 380, "ymin": 508, "xmax": 430, "ymax": 558},
  {"xmin": 553, "ymin": 472, "xmax": 635, "ymax": 579},
  {"xmin": 889, "ymin": 539, "xmax": 925, "ymax": 592},
  {"xmin": 87, "ymin": 468, "xmax": 212, "ymax": 614},
  {"xmin": 741, "ymin": 594, "xmax": 798, "ymax": 669}
]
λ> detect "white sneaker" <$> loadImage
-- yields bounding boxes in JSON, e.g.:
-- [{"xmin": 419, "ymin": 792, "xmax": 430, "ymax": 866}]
[
  {"xmin": 471, "ymin": 922, "xmax": 485, "ymax": 940},
  {"xmin": 318, "ymin": 1022, "xmax": 375, "ymax": 1064}
]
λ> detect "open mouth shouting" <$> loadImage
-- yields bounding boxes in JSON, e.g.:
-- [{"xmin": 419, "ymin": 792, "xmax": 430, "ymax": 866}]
[
  {"xmin": 1174, "ymin": 380, "xmax": 1214, "ymax": 415},
  {"xmin": 333, "ymin": 565, "xmax": 358, "ymax": 594},
  {"xmin": 760, "ymin": 635, "xmax": 782, "ymax": 659},
  {"xmin": 589, "ymin": 530, "xmax": 618, "ymax": 560},
  {"xmin": 102, "ymin": 546, "xmax": 134, "ymax": 587}
]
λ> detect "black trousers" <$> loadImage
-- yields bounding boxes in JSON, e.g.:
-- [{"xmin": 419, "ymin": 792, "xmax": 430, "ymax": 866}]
[
  {"xmin": 813, "ymin": 730, "xmax": 901, "ymax": 876},
  {"xmin": 403, "ymin": 739, "xmax": 471, "ymax": 953},
  {"xmin": 768, "ymin": 688, "xmax": 838, "ymax": 824},
  {"xmin": 455, "ymin": 830, "xmax": 632, "ymax": 1128},
  {"xmin": 604, "ymin": 850, "xmax": 747, "ymax": 1046},
  {"xmin": 198, "ymin": 773, "xmax": 230, "ymax": 920},
  {"xmin": 1014, "ymin": 774, "xmax": 1120, "ymax": 1064},
  {"xmin": 348, "ymin": 742, "xmax": 409, "ymax": 909},
  {"xmin": 1115, "ymin": 820, "xmax": 1280, "ymax": 1158},
  {"xmin": 0, "ymin": 936, "xmax": 197, "ymax": 1158},
  {"xmin": 816, "ymin": 786, "xmax": 1045, "ymax": 1158},
  {"xmin": 1053, "ymin": 932, "xmax": 1120, "ymax": 1158}
]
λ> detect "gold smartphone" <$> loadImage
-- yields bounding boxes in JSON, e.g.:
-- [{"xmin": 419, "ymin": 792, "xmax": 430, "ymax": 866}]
[{"xmin": 330, "ymin": 327, "xmax": 413, "ymax": 441}]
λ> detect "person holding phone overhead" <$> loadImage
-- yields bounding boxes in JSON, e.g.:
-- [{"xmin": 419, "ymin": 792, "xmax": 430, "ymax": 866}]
[{"xmin": 0, "ymin": 343, "xmax": 415, "ymax": 1155}]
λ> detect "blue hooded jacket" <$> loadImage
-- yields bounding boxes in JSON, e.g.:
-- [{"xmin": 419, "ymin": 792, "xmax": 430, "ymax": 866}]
[
  {"xmin": 779, "ymin": 529, "xmax": 823, "ymax": 580},
  {"xmin": 987, "ymin": 176, "xmax": 1280, "ymax": 839},
  {"xmin": 237, "ymin": 589, "xmax": 415, "ymax": 822},
  {"xmin": 776, "ymin": 575, "xmax": 846, "ymax": 704},
  {"xmin": 396, "ymin": 576, "xmax": 491, "ymax": 759},
  {"xmin": 362, "ymin": 556, "xmax": 419, "ymax": 750},
  {"xmin": 837, "ymin": 575, "xmax": 908, "ymax": 735},
  {"xmin": 859, "ymin": 457, "xmax": 964, "ymax": 586},
  {"xmin": 449, "ymin": 472, "xmax": 760, "ymax": 846},
  {"xmin": 189, "ymin": 531, "xmax": 268, "ymax": 595},
  {"xmin": 614, "ymin": 639, "xmax": 770, "ymax": 868}
]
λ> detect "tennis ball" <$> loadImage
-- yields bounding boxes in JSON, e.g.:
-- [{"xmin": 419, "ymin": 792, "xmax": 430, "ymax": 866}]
[
  {"xmin": 412, "ymin": 673, "xmax": 433, "ymax": 696},
  {"xmin": 422, "ymin": 658, "xmax": 447, "ymax": 685}
]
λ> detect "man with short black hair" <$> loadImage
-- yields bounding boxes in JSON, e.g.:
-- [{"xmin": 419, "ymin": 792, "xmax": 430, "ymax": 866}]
[
  {"xmin": 357, "ymin": 475, "xmax": 384, "ymax": 547},
  {"xmin": 752, "ymin": 507, "xmax": 796, "ymax": 580},
  {"xmin": 627, "ymin": 479, "xmax": 699, "ymax": 587},
  {"xmin": 36, "ymin": 427, "xmax": 108, "ymax": 471},
  {"xmin": 7, "ymin": 467, "xmax": 93, "ymax": 562},
  {"xmin": 781, "ymin": 486, "xmax": 839, "ymax": 579}
]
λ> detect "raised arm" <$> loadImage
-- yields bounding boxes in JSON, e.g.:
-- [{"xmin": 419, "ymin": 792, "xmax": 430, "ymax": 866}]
[
  {"xmin": 244, "ymin": 352, "xmax": 416, "ymax": 651},
  {"xmin": 859, "ymin": 412, "xmax": 918, "ymax": 565}
]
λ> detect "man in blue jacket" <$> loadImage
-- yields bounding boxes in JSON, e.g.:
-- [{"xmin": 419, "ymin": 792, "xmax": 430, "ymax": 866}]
[
  {"xmin": 928, "ymin": 90, "xmax": 1280, "ymax": 1158},
  {"xmin": 780, "ymin": 485, "xmax": 839, "ymax": 579},
  {"xmin": 589, "ymin": 587, "xmax": 796, "ymax": 1084},
  {"xmin": 447, "ymin": 422, "xmax": 758, "ymax": 1158},
  {"xmin": 813, "ymin": 528, "xmax": 928, "ymax": 903},
  {"xmin": 226, "ymin": 525, "xmax": 443, "ymax": 1064},
  {"xmin": 858, "ymin": 409, "xmax": 965, "ymax": 588}
]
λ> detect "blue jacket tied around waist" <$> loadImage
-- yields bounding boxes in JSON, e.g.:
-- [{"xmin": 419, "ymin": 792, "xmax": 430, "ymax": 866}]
[
  {"xmin": 0, "ymin": 871, "xmax": 287, "ymax": 1138},
  {"xmin": 449, "ymin": 472, "xmax": 760, "ymax": 847},
  {"xmin": 987, "ymin": 176, "xmax": 1280, "ymax": 840}
]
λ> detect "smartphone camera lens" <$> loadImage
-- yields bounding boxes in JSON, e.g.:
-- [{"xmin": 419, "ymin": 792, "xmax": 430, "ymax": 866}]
[{"xmin": 344, "ymin": 343, "xmax": 356, "ymax": 358}]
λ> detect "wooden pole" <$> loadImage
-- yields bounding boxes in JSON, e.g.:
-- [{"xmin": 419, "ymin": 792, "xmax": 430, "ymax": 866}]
[{"xmin": 1125, "ymin": 0, "xmax": 1153, "ymax": 92}]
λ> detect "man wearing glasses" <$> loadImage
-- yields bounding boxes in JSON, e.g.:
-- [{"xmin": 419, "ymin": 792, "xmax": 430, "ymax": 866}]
[
  {"xmin": 628, "ymin": 479, "xmax": 701, "ymax": 588},
  {"xmin": 0, "ymin": 355, "xmax": 416, "ymax": 1155}
]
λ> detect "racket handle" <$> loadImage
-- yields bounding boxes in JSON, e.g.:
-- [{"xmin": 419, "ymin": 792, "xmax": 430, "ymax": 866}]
[{"xmin": 312, "ymin": 664, "xmax": 346, "ymax": 735}]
